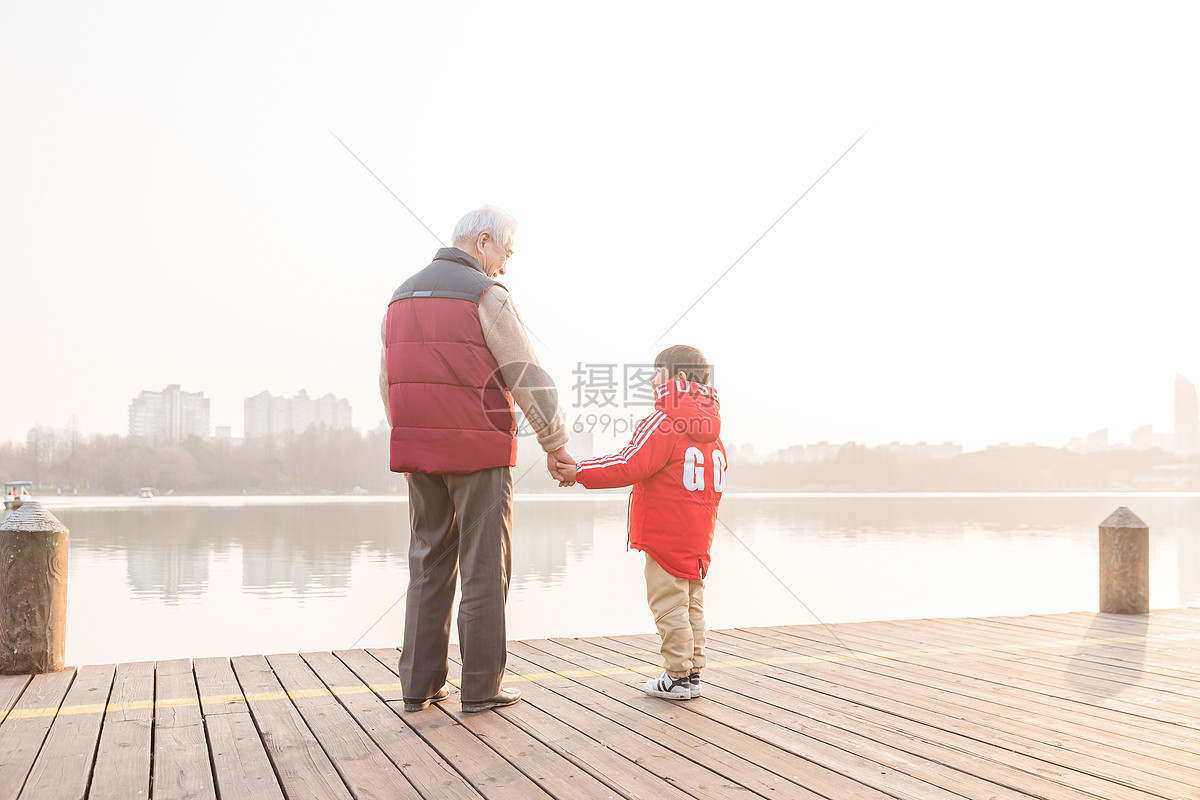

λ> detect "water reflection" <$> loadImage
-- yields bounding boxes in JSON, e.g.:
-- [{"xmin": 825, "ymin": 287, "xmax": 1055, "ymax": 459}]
[
  {"xmin": 510, "ymin": 501, "xmax": 597, "ymax": 586},
  {"xmin": 719, "ymin": 495, "xmax": 1200, "ymax": 606},
  {"xmin": 59, "ymin": 499, "xmax": 602, "ymax": 603},
  {"xmin": 67, "ymin": 505, "xmax": 407, "ymax": 601},
  {"xmin": 43, "ymin": 493, "xmax": 1200, "ymax": 665}
]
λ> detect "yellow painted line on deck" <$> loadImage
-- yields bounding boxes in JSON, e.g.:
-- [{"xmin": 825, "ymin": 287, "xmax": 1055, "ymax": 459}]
[{"xmin": 1, "ymin": 629, "xmax": 1196, "ymax": 723}]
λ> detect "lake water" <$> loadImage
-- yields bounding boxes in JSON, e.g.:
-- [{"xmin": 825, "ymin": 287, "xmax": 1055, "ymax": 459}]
[{"xmin": 25, "ymin": 493, "xmax": 1200, "ymax": 666}]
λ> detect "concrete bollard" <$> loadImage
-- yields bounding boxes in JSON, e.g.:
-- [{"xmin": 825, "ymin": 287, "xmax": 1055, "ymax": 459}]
[
  {"xmin": 0, "ymin": 501, "xmax": 69, "ymax": 674},
  {"xmin": 1099, "ymin": 507, "xmax": 1149, "ymax": 614}
]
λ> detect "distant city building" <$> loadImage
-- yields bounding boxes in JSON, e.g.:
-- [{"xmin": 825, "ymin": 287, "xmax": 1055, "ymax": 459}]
[
  {"xmin": 244, "ymin": 389, "xmax": 352, "ymax": 438},
  {"xmin": 128, "ymin": 384, "xmax": 210, "ymax": 444},
  {"xmin": 775, "ymin": 440, "xmax": 961, "ymax": 463},
  {"xmin": 726, "ymin": 442, "xmax": 762, "ymax": 464},
  {"xmin": 777, "ymin": 441, "xmax": 849, "ymax": 464},
  {"xmin": 1175, "ymin": 374, "xmax": 1198, "ymax": 457},
  {"xmin": 1065, "ymin": 428, "xmax": 1108, "ymax": 455},
  {"xmin": 879, "ymin": 441, "xmax": 963, "ymax": 460},
  {"xmin": 1130, "ymin": 424, "xmax": 1175, "ymax": 452}
]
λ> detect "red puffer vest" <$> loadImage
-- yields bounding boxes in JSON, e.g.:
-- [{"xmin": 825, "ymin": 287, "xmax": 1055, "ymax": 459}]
[{"xmin": 385, "ymin": 248, "xmax": 517, "ymax": 474}]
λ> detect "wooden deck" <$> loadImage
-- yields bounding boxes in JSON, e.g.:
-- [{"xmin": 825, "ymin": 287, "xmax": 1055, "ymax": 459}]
[{"xmin": 2, "ymin": 608, "xmax": 1199, "ymax": 799}]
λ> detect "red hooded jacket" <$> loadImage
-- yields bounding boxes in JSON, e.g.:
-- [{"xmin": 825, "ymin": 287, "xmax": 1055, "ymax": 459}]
[{"xmin": 574, "ymin": 380, "xmax": 726, "ymax": 580}]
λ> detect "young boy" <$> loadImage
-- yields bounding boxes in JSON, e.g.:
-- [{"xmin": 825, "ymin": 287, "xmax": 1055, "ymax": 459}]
[{"xmin": 558, "ymin": 345, "xmax": 726, "ymax": 699}]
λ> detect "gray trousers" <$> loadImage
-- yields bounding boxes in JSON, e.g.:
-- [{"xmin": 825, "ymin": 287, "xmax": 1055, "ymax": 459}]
[{"xmin": 398, "ymin": 466, "xmax": 513, "ymax": 703}]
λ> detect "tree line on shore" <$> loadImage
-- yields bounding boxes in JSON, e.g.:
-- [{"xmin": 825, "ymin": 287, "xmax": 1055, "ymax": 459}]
[
  {"xmin": 1, "ymin": 428, "xmax": 1194, "ymax": 495},
  {"xmin": 0, "ymin": 427, "xmax": 404, "ymax": 495},
  {"xmin": 737, "ymin": 443, "xmax": 1196, "ymax": 492}
]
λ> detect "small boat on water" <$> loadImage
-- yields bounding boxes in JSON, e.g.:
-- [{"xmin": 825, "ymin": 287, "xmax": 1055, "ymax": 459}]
[
  {"xmin": 4, "ymin": 481, "xmax": 34, "ymax": 511},
  {"xmin": 138, "ymin": 487, "xmax": 154, "ymax": 499}
]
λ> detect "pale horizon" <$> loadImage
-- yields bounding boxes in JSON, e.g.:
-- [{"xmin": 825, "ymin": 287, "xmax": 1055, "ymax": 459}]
[{"xmin": 8, "ymin": 371, "xmax": 1196, "ymax": 458}]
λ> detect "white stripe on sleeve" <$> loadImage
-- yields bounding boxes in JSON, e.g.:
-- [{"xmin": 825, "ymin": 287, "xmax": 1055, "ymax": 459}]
[{"xmin": 576, "ymin": 411, "xmax": 667, "ymax": 472}]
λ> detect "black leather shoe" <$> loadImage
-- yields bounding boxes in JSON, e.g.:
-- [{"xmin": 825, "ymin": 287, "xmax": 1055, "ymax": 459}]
[
  {"xmin": 462, "ymin": 687, "xmax": 521, "ymax": 713},
  {"xmin": 403, "ymin": 685, "xmax": 451, "ymax": 712}
]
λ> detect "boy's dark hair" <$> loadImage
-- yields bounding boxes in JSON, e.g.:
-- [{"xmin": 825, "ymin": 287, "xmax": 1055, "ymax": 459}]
[{"xmin": 654, "ymin": 344, "xmax": 712, "ymax": 385}]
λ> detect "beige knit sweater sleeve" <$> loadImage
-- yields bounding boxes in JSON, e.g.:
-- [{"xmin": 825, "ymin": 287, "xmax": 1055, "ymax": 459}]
[{"xmin": 478, "ymin": 285, "xmax": 569, "ymax": 453}]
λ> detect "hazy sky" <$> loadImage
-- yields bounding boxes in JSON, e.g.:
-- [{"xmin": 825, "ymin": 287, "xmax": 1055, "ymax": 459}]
[{"xmin": 2, "ymin": 1, "xmax": 1198, "ymax": 453}]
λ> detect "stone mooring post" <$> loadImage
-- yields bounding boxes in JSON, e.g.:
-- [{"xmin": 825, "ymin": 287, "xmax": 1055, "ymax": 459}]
[
  {"xmin": 0, "ymin": 501, "xmax": 69, "ymax": 674},
  {"xmin": 1099, "ymin": 507, "xmax": 1149, "ymax": 614}
]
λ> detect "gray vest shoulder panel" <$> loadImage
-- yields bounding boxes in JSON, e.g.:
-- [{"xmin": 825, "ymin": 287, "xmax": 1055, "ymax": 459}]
[{"xmin": 390, "ymin": 252, "xmax": 506, "ymax": 305}]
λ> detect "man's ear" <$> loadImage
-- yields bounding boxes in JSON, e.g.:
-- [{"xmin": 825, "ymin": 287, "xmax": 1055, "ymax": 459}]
[
  {"xmin": 675, "ymin": 371, "xmax": 688, "ymax": 382},
  {"xmin": 475, "ymin": 231, "xmax": 491, "ymax": 251}
]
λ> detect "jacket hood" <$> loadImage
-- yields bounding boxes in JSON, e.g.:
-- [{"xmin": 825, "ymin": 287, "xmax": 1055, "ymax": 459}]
[{"xmin": 654, "ymin": 380, "xmax": 721, "ymax": 443}]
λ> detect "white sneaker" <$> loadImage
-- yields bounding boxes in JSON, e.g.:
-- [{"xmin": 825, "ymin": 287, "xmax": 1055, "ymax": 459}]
[
  {"xmin": 689, "ymin": 673, "xmax": 701, "ymax": 698},
  {"xmin": 644, "ymin": 672, "xmax": 692, "ymax": 700}
]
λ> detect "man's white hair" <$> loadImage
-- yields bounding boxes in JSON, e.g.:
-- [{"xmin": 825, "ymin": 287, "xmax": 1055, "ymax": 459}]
[{"xmin": 452, "ymin": 205, "xmax": 518, "ymax": 248}]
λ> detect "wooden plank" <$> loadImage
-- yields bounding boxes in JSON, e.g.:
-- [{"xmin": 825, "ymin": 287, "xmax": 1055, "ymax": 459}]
[
  {"xmin": 510, "ymin": 639, "xmax": 887, "ymax": 800},
  {"xmin": 747, "ymin": 622, "xmax": 1200, "ymax": 764},
  {"xmin": 499, "ymin": 646, "xmax": 803, "ymax": 800},
  {"xmin": 949, "ymin": 614, "xmax": 1200, "ymax": 684},
  {"xmin": 900, "ymin": 616, "xmax": 1200, "ymax": 703},
  {"xmin": 593, "ymin": 631, "xmax": 1169, "ymax": 800},
  {"xmin": 266, "ymin": 653, "xmax": 419, "ymax": 799},
  {"xmin": 693, "ymin": 628, "xmax": 1193, "ymax": 800},
  {"xmin": 481, "ymin": 670, "xmax": 702, "ymax": 800},
  {"xmin": 193, "ymin": 657, "xmax": 284, "ymax": 800},
  {"xmin": 194, "ymin": 656, "xmax": 250, "ymax": 716},
  {"xmin": 362, "ymin": 649, "xmax": 400, "ymax": 682},
  {"xmin": 153, "ymin": 658, "xmax": 216, "ymax": 800},
  {"xmin": 616, "ymin": 632, "xmax": 1139, "ymax": 800},
  {"xmin": 19, "ymin": 663, "xmax": 114, "ymax": 800},
  {"xmin": 368, "ymin": 647, "xmax": 703, "ymax": 800},
  {"xmin": 0, "ymin": 669, "xmax": 75, "ymax": 800},
  {"xmin": 1000, "ymin": 610, "xmax": 1200, "ymax": 654},
  {"xmin": 353, "ymin": 649, "xmax": 405, "ymax": 701},
  {"xmin": 310, "ymin": 651, "xmax": 483, "ymax": 800},
  {"xmin": 4, "ymin": 612, "xmax": 1199, "ymax": 800},
  {"xmin": 1036, "ymin": 609, "xmax": 1200, "ymax": 637},
  {"xmin": 0, "ymin": 676, "xmax": 30, "ymax": 720},
  {"xmin": 953, "ymin": 610, "xmax": 1200, "ymax": 659},
  {"xmin": 727, "ymin": 620, "xmax": 1200, "ymax": 759},
  {"xmin": 335, "ymin": 650, "xmax": 555, "ymax": 800},
  {"xmin": 1000, "ymin": 610, "xmax": 1200, "ymax": 638},
  {"xmin": 739, "ymin": 621, "xmax": 1200, "ymax": 754},
  {"xmin": 820, "ymin": 611, "xmax": 1200, "ymax": 678},
  {"xmin": 1140, "ymin": 607, "xmax": 1200, "ymax": 630},
  {"xmin": 229, "ymin": 654, "xmax": 353, "ymax": 800},
  {"xmin": 441, "ymin": 649, "xmax": 658, "ymax": 800},
  {"xmin": 811, "ymin": 618, "xmax": 1200, "ymax": 733},
  {"xmin": 530, "ymin": 634, "xmax": 1005, "ymax": 800},
  {"xmin": 895, "ymin": 614, "xmax": 1200, "ymax": 682},
  {"xmin": 90, "ymin": 662, "xmax": 154, "ymax": 800}
]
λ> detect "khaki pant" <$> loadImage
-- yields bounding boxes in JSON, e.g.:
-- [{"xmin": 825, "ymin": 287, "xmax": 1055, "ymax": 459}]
[
  {"xmin": 644, "ymin": 553, "xmax": 707, "ymax": 679},
  {"xmin": 399, "ymin": 467, "xmax": 513, "ymax": 703}
]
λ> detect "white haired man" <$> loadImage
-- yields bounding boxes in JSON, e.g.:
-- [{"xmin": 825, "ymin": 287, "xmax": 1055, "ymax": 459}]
[{"xmin": 380, "ymin": 205, "xmax": 574, "ymax": 712}]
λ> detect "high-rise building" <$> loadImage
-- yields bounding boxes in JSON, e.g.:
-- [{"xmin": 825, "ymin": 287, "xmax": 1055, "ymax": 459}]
[
  {"xmin": 1130, "ymin": 424, "xmax": 1175, "ymax": 452},
  {"xmin": 129, "ymin": 384, "xmax": 211, "ymax": 444},
  {"xmin": 243, "ymin": 389, "xmax": 352, "ymax": 438},
  {"xmin": 1065, "ymin": 428, "xmax": 1108, "ymax": 455},
  {"xmin": 1175, "ymin": 374, "xmax": 1198, "ymax": 457}
]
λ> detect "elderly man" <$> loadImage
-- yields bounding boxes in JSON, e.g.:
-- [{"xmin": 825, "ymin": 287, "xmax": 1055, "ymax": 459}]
[{"xmin": 380, "ymin": 205, "xmax": 573, "ymax": 713}]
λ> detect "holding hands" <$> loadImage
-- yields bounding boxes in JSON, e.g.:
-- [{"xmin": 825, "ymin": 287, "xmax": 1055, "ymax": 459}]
[{"xmin": 547, "ymin": 447, "xmax": 577, "ymax": 487}]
